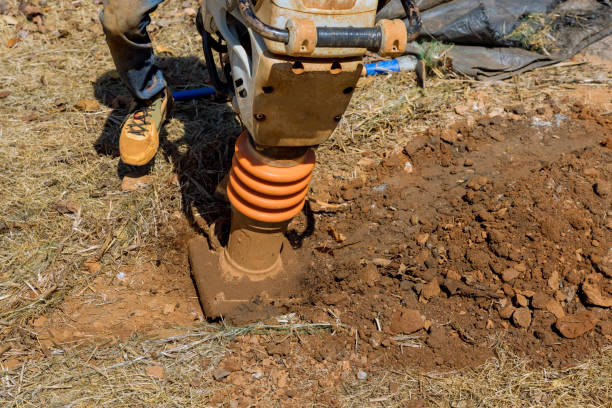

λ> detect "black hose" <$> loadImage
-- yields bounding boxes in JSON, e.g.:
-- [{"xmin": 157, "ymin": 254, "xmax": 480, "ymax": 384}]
[
  {"xmin": 236, "ymin": 0, "xmax": 421, "ymax": 49},
  {"xmin": 316, "ymin": 27, "xmax": 382, "ymax": 49},
  {"xmin": 202, "ymin": 32, "xmax": 232, "ymax": 95},
  {"xmin": 237, "ymin": 0, "xmax": 289, "ymax": 43}
]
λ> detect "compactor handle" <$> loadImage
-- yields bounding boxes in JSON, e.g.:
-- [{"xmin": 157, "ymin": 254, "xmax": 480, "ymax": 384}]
[{"xmin": 237, "ymin": 0, "xmax": 421, "ymax": 56}]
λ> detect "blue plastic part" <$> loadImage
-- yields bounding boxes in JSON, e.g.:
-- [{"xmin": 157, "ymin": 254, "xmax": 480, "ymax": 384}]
[
  {"xmin": 171, "ymin": 87, "xmax": 216, "ymax": 101},
  {"xmin": 364, "ymin": 59, "xmax": 400, "ymax": 76},
  {"xmin": 171, "ymin": 58, "xmax": 411, "ymax": 101}
]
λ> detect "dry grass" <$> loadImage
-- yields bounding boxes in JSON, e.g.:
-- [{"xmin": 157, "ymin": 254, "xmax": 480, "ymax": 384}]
[
  {"xmin": 507, "ymin": 13, "xmax": 560, "ymax": 55},
  {"xmin": 1, "ymin": 0, "xmax": 611, "ymax": 406},
  {"xmin": 1, "ymin": 326, "xmax": 609, "ymax": 406}
]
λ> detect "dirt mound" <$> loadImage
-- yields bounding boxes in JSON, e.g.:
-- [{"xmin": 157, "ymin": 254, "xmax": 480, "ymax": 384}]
[
  {"xmin": 200, "ymin": 104, "xmax": 611, "ymax": 405},
  {"xmin": 289, "ymin": 104, "xmax": 611, "ymax": 370},
  {"xmin": 31, "ymin": 103, "xmax": 610, "ymax": 395}
]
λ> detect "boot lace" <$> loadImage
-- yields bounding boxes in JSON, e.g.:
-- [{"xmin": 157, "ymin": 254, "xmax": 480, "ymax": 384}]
[{"xmin": 127, "ymin": 105, "xmax": 151, "ymax": 136}]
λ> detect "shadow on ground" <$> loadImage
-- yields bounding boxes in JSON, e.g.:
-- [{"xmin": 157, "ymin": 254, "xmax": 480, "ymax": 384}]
[
  {"xmin": 92, "ymin": 55, "xmax": 316, "ymax": 246},
  {"xmin": 93, "ymin": 56, "xmax": 238, "ymax": 231}
]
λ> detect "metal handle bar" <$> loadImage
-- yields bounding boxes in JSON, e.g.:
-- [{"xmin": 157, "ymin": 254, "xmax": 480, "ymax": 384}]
[{"xmin": 236, "ymin": 0, "xmax": 421, "ymax": 50}]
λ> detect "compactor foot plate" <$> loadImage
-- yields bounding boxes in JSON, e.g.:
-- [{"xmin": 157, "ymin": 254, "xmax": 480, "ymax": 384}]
[{"xmin": 188, "ymin": 235, "xmax": 302, "ymax": 320}]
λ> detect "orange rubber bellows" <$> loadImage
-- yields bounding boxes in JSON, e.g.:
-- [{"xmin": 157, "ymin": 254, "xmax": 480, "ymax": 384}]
[{"xmin": 227, "ymin": 132, "xmax": 315, "ymax": 223}]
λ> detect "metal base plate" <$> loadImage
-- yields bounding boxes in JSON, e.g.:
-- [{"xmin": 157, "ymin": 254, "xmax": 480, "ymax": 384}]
[{"xmin": 188, "ymin": 235, "xmax": 303, "ymax": 320}]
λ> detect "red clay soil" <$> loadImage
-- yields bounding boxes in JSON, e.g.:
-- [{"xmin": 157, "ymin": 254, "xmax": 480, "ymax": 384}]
[
  {"xmin": 30, "ymin": 99, "xmax": 611, "ymax": 400},
  {"xmin": 291, "ymin": 103, "xmax": 611, "ymax": 373}
]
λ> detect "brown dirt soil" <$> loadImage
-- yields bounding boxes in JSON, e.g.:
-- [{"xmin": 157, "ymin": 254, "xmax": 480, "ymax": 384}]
[
  {"xmin": 34, "ymin": 97, "xmax": 611, "ymax": 393},
  {"xmin": 1, "ymin": 0, "xmax": 610, "ymax": 404},
  {"xmin": 33, "ymin": 213, "xmax": 203, "ymax": 349}
]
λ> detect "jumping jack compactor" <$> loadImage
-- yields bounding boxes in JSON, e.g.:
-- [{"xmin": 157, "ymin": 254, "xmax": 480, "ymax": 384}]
[{"xmin": 190, "ymin": 0, "xmax": 421, "ymax": 318}]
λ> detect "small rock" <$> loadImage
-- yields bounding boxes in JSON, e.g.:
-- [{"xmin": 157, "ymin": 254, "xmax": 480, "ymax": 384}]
[
  {"xmin": 4, "ymin": 358, "xmax": 21, "ymax": 371},
  {"xmin": 359, "ymin": 263, "xmax": 381, "ymax": 286},
  {"xmin": 582, "ymin": 274, "xmax": 612, "ymax": 308},
  {"xmin": 463, "ymin": 158, "xmax": 473, "ymax": 167},
  {"xmin": 476, "ymin": 210, "xmax": 494, "ymax": 222},
  {"xmin": 440, "ymin": 129, "xmax": 457, "ymax": 144},
  {"xmin": 31, "ymin": 316, "xmax": 48, "ymax": 327},
  {"xmin": 390, "ymin": 308, "xmax": 425, "ymax": 334},
  {"xmin": 548, "ymin": 270, "xmax": 559, "ymax": 290},
  {"xmin": 409, "ymin": 214, "xmax": 419, "ymax": 225},
  {"xmin": 488, "ymin": 129, "xmax": 505, "ymax": 142},
  {"xmin": 555, "ymin": 310, "xmax": 598, "ymax": 339},
  {"xmin": 320, "ymin": 292, "xmax": 349, "ymax": 305},
  {"xmin": 403, "ymin": 161, "xmax": 414, "ymax": 174},
  {"xmin": 162, "ymin": 303, "xmax": 175, "ymax": 315},
  {"xmin": 83, "ymin": 257, "xmax": 101, "ymax": 274},
  {"xmin": 357, "ymin": 369, "xmax": 368, "ymax": 380},
  {"xmin": 446, "ymin": 269, "xmax": 462, "ymax": 281},
  {"xmin": 499, "ymin": 304, "xmax": 515, "ymax": 320},
  {"xmin": 512, "ymin": 308, "xmax": 532, "ymax": 328},
  {"xmin": 597, "ymin": 321, "xmax": 612, "ymax": 336},
  {"xmin": 511, "ymin": 104, "xmax": 526, "ymax": 115},
  {"xmin": 591, "ymin": 253, "xmax": 612, "ymax": 278},
  {"xmin": 121, "ymin": 174, "xmax": 150, "ymax": 191},
  {"xmin": 514, "ymin": 293, "xmax": 528, "ymax": 308},
  {"xmin": 545, "ymin": 299, "xmax": 565, "ymax": 319},
  {"xmin": 421, "ymin": 277, "xmax": 441, "ymax": 300},
  {"xmin": 372, "ymin": 258, "xmax": 392, "ymax": 267},
  {"xmin": 221, "ymin": 357, "xmax": 242, "ymax": 372},
  {"xmin": 265, "ymin": 341, "xmax": 291, "ymax": 357},
  {"xmin": 488, "ymin": 107, "xmax": 504, "ymax": 118},
  {"xmin": 514, "ymin": 263, "xmax": 527, "ymax": 273},
  {"xmin": 228, "ymin": 372, "xmax": 248, "ymax": 387},
  {"xmin": 271, "ymin": 368, "xmax": 288, "ymax": 387},
  {"xmin": 167, "ymin": 173, "xmax": 180, "ymax": 186},
  {"xmin": 466, "ymin": 176, "xmax": 489, "ymax": 191},
  {"xmin": 357, "ymin": 157, "xmax": 376, "ymax": 167},
  {"xmin": 594, "ymin": 181, "xmax": 610, "ymax": 198},
  {"xmin": 454, "ymin": 104, "xmax": 470, "ymax": 116},
  {"xmin": 328, "ymin": 226, "xmax": 346, "ymax": 243},
  {"xmin": 212, "ymin": 367, "xmax": 231, "ymax": 381},
  {"xmin": 583, "ymin": 168, "xmax": 600, "ymax": 178},
  {"xmin": 517, "ymin": 289, "xmax": 534, "ymax": 298},
  {"xmin": 415, "ymin": 233, "xmax": 429, "ymax": 246},
  {"xmin": 502, "ymin": 268, "xmax": 520, "ymax": 282},
  {"xmin": 54, "ymin": 200, "xmax": 81, "ymax": 215},
  {"xmin": 403, "ymin": 399, "xmax": 426, "ymax": 408},
  {"xmin": 145, "ymin": 365, "xmax": 165, "ymax": 379},
  {"xmin": 531, "ymin": 292, "xmax": 550, "ymax": 310},
  {"xmin": 74, "ymin": 98, "xmax": 100, "ymax": 112}
]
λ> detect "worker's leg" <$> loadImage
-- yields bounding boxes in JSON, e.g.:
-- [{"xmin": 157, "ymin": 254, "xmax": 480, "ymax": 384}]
[
  {"xmin": 100, "ymin": 0, "xmax": 166, "ymax": 102},
  {"xmin": 100, "ymin": 0, "xmax": 173, "ymax": 166}
]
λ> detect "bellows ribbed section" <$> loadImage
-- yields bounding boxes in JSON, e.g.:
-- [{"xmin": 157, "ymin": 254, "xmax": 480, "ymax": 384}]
[{"xmin": 227, "ymin": 132, "xmax": 315, "ymax": 223}]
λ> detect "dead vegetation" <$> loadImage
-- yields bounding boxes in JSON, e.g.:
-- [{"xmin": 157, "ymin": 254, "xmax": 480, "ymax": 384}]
[{"xmin": 0, "ymin": 0, "xmax": 611, "ymax": 406}]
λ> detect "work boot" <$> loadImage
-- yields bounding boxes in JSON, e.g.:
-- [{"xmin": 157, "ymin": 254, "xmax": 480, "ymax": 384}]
[{"xmin": 119, "ymin": 88, "xmax": 172, "ymax": 166}]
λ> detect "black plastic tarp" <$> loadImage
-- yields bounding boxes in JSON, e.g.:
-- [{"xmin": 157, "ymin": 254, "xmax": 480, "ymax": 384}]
[{"xmin": 377, "ymin": 0, "xmax": 612, "ymax": 79}]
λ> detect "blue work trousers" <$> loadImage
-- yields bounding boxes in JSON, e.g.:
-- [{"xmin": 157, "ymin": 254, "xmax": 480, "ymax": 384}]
[{"xmin": 100, "ymin": 0, "xmax": 167, "ymax": 102}]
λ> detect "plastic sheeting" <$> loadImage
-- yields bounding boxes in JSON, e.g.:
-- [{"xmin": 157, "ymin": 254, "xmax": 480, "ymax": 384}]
[{"xmin": 377, "ymin": 0, "xmax": 612, "ymax": 79}]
